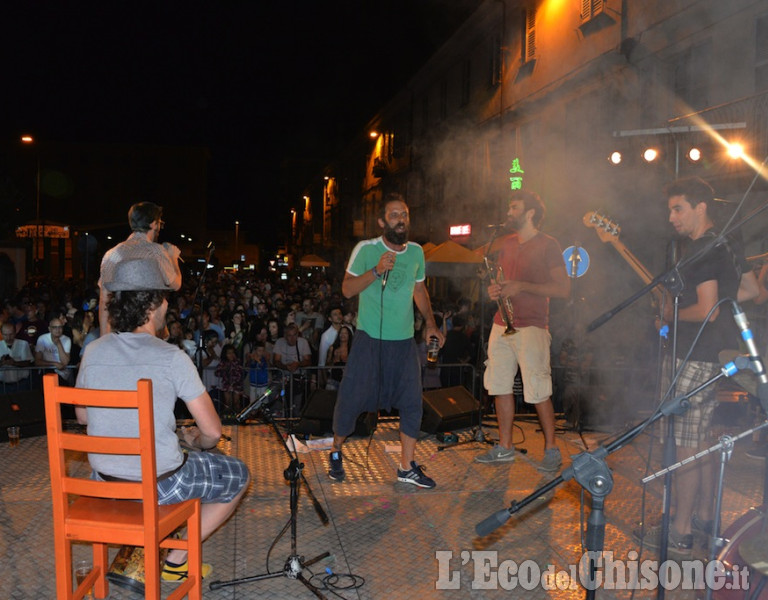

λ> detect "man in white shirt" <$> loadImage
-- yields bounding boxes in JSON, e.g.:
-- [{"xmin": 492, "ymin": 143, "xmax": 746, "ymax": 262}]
[
  {"xmin": 0, "ymin": 322, "xmax": 34, "ymax": 389},
  {"xmin": 35, "ymin": 317, "xmax": 72, "ymax": 383}
]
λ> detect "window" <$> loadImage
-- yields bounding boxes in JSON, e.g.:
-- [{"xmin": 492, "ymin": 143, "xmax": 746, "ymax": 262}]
[
  {"xmin": 523, "ymin": 8, "xmax": 536, "ymax": 63},
  {"xmin": 581, "ymin": 0, "xmax": 604, "ymax": 22}
]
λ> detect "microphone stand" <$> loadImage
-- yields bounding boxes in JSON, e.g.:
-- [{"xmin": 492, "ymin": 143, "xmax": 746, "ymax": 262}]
[
  {"xmin": 209, "ymin": 381, "xmax": 330, "ymax": 596},
  {"xmin": 476, "ymin": 369, "xmax": 728, "ymax": 600},
  {"xmin": 193, "ymin": 242, "xmax": 216, "ymax": 378}
]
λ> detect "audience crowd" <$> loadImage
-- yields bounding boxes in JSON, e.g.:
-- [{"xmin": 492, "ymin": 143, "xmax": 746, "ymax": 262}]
[{"xmin": 0, "ymin": 271, "xmax": 484, "ymax": 413}]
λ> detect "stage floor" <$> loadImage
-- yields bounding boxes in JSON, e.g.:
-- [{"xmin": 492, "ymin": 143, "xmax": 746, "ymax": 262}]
[{"xmin": 2, "ymin": 409, "xmax": 766, "ymax": 599}]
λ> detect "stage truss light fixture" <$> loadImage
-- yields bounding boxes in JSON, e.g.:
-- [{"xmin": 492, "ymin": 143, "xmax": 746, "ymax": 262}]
[
  {"xmin": 642, "ymin": 147, "xmax": 659, "ymax": 163},
  {"xmin": 608, "ymin": 151, "xmax": 622, "ymax": 165},
  {"xmin": 726, "ymin": 142, "xmax": 745, "ymax": 159},
  {"xmin": 686, "ymin": 147, "xmax": 702, "ymax": 162}
]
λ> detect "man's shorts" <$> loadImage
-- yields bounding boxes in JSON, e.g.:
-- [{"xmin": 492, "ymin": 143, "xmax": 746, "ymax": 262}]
[
  {"xmin": 157, "ymin": 451, "xmax": 249, "ymax": 505},
  {"xmin": 484, "ymin": 323, "xmax": 552, "ymax": 404},
  {"xmin": 672, "ymin": 359, "xmax": 718, "ymax": 449}
]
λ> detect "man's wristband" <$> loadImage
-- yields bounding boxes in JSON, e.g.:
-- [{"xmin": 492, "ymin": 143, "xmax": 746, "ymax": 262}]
[{"xmin": 372, "ymin": 266, "xmax": 382, "ymax": 279}]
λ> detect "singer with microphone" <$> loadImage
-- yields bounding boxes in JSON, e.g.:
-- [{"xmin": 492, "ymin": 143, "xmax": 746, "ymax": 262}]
[
  {"xmin": 634, "ymin": 177, "xmax": 743, "ymax": 558},
  {"xmin": 327, "ymin": 193, "xmax": 444, "ymax": 489}
]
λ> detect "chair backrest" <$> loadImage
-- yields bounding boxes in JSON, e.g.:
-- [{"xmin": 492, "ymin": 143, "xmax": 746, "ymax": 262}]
[{"xmin": 43, "ymin": 373, "xmax": 161, "ymax": 537}]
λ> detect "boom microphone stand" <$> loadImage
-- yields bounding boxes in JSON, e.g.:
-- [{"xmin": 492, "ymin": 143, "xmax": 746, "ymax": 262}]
[
  {"xmin": 209, "ymin": 382, "xmax": 331, "ymax": 597},
  {"xmin": 476, "ymin": 364, "xmax": 740, "ymax": 600}
]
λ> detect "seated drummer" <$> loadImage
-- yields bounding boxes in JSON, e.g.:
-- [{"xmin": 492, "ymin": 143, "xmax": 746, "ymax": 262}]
[{"xmin": 75, "ymin": 258, "xmax": 250, "ymax": 581}]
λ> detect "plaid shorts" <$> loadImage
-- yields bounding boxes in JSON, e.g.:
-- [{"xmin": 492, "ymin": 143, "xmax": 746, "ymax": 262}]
[
  {"xmin": 671, "ymin": 360, "xmax": 718, "ymax": 448},
  {"xmin": 157, "ymin": 451, "xmax": 249, "ymax": 505}
]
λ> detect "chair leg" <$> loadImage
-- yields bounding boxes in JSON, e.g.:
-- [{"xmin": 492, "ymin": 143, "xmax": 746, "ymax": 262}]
[
  {"xmin": 57, "ymin": 539, "xmax": 74, "ymax": 599},
  {"xmin": 188, "ymin": 502, "xmax": 203, "ymax": 600},
  {"xmin": 144, "ymin": 544, "xmax": 162, "ymax": 600},
  {"xmin": 92, "ymin": 543, "xmax": 109, "ymax": 599}
]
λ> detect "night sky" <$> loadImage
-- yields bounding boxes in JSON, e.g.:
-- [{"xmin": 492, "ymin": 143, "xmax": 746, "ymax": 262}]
[{"xmin": 3, "ymin": 1, "xmax": 482, "ymax": 247}]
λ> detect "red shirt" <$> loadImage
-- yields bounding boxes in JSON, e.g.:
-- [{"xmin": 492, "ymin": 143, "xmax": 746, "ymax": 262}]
[{"xmin": 492, "ymin": 232, "xmax": 563, "ymax": 329}]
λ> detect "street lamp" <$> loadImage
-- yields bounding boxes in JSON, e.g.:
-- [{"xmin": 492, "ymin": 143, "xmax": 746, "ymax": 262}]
[
  {"xmin": 235, "ymin": 221, "xmax": 240, "ymax": 264},
  {"xmin": 20, "ymin": 135, "xmax": 41, "ymax": 264}
]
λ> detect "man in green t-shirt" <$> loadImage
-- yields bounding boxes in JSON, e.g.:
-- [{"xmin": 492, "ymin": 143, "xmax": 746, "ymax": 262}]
[{"xmin": 329, "ymin": 193, "xmax": 444, "ymax": 488}]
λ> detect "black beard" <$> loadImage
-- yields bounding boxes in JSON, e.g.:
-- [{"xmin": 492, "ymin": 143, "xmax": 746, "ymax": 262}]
[
  {"xmin": 384, "ymin": 224, "xmax": 408, "ymax": 245},
  {"xmin": 508, "ymin": 216, "xmax": 524, "ymax": 232}
]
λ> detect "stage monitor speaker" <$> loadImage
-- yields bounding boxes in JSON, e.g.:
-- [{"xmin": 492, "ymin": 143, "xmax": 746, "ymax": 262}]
[
  {"xmin": 421, "ymin": 386, "xmax": 480, "ymax": 433},
  {"xmin": 293, "ymin": 389, "xmax": 377, "ymax": 437},
  {"xmin": 0, "ymin": 390, "xmax": 46, "ymax": 441}
]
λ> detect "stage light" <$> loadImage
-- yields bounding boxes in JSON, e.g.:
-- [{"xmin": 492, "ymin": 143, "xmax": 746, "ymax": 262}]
[
  {"xmin": 726, "ymin": 142, "xmax": 745, "ymax": 159},
  {"xmin": 642, "ymin": 148, "xmax": 659, "ymax": 162},
  {"xmin": 686, "ymin": 147, "xmax": 701, "ymax": 162},
  {"xmin": 369, "ymin": 131, "xmax": 379, "ymax": 138},
  {"xmin": 608, "ymin": 151, "xmax": 622, "ymax": 165}
]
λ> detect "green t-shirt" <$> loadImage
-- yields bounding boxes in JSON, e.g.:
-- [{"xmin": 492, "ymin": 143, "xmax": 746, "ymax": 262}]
[{"xmin": 347, "ymin": 237, "xmax": 425, "ymax": 341}]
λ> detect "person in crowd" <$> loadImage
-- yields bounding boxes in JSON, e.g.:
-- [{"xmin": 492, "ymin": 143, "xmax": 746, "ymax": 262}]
[
  {"xmin": 76, "ymin": 258, "xmax": 249, "ymax": 581},
  {"xmin": 224, "ymin": 310, "xmax": 247, "ymax": 360},
  {"xmin": 273, "ymin": 322, "xmax": 311, "ymax": 374},
  {"xmin": 246, "ymin": 341, "xmax": 270, "ymax": 401},
  {"xmin": 476, "ymin": 190, "xmax": 570, "ymax": 472},
  {"xmin": 35, "ymin": 317, "xmax": 73, "ymax": 384},
  {"xmin": 66, "ymin": 310, "xmax": 91, "ymax": 366},
  {"xmin": 98, "ymin": 202, "xmax": 182, "ymax": 334},
  {"xmin": 328, "ymin": 193, "xmax": 444, "ymax": 489},
  {"xmin": 0, "ymin": 321, "xmax": 34, "ymax": 390},
  {"xmin": 325, "ymin": 324, "xmax": 353, "ymax": 391},
  {"xmin": 318, "ymin": 305, "xmax": 343, "ymax": 387},
  {"xmin": 15, "ymin": 302, "xmax": 47, "ymax": 349},
  {"xmin": 296, "ymin": 297, "xmax": 324, "ymax": 349},
  {"xmin": 215, "ymin": 343, "xmax": 247, "ymax": 412},
  {"xmin": 206, "ymin": 305, "xmax": 226, "ymax": 342}
]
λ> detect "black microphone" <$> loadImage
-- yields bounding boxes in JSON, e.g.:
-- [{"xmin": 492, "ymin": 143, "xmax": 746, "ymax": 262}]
[
  {"xmin": 382, "ymin": 269, "xmax": 390, "ymax": 287},
  {"xmin": 731, "ymin": 300, "xmax": 768, "ymax": 408},
  {"xmin": 236, "ymin": 384, "xmax": 283, "ymax": 422},
  {"xmin": 207, "ymin": 241, "xmax": 215, "ymax": 251}
]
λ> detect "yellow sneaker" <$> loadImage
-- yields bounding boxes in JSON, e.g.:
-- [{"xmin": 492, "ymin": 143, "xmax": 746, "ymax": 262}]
[{"xmin": 161, "ymin": 560, "xmax": 213, "ymax": 582}]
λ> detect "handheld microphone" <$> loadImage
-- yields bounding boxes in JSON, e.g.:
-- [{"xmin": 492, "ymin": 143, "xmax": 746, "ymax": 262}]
[
  {"xmin": 731, "ymin": 300, "xmax": 768, "ymax": 408},
  {"xmin": 207, "ymin": 241, "xmax": 215, "ymax": 251},
  {"xmin": 382, "ymin": 269, "xmax": 390, "ymax": 287}
]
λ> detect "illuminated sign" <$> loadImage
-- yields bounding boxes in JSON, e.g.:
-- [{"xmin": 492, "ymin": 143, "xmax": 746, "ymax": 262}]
[
  {"xmin": 449, "ymin": 224, "xmax": 472, "ymax": 237},
  {"xmin": 15, "ymin": 225, "xmax": 70, "ymax": 239},
  {"xmin": 509, "ymin": 158, "xmax": 524, "ymax": 190}
]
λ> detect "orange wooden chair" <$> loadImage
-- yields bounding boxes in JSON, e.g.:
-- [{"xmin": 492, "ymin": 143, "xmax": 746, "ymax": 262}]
[{"xmin": 43, "ymin": 373, "xmax": 202, "ymax": 600}]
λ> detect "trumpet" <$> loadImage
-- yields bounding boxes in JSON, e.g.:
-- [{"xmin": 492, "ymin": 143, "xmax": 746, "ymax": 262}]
[{"xmin": 483, "ymin": 257, "xmax": 516, "ymax": 335}]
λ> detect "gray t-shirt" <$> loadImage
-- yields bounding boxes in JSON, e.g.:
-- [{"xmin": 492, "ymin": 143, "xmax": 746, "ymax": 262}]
[{"xmin": 76, "ymin": 332, "xmax": 206, "ymax": 479}]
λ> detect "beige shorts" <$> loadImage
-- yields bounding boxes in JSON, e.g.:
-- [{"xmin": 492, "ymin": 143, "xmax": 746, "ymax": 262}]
[{"xmin": 484, "ymin": 323, "xmax": 552, "ymax": 404}]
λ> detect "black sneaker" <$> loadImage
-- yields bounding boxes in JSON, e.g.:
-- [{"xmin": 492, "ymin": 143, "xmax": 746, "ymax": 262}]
[
  {"xmin": 328, "ymin": 450, "xmax": 345, "ymax": 482},
  {"xmin": 397, "ymin": 461, "xmax": 436, "ymax": 489}
]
